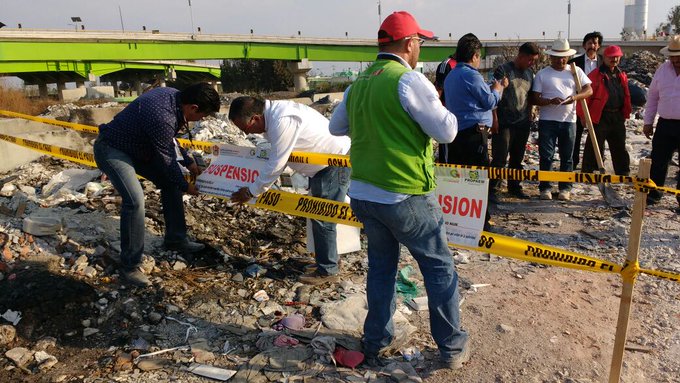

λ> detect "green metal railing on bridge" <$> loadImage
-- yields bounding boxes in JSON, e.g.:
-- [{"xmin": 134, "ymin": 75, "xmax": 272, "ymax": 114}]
[{"xmin": 0, "ymin": 30, "xmax": 459, "ymax": 64}]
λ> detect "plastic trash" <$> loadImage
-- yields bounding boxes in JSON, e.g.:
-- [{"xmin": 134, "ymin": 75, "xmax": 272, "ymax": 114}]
[
  {"xmin": 396, "ymin": 266, "xmax": 419, "ymax": 301},
  {"xmin": 273, "ymin": 334, "xmax": 300, "ymax": 347},
  {"xmin": 333, "ymin": 347, "xmax": 364, "ymax": 369},
  {"xmin": 401, "ymin": 346, "xmax": 422, "ymax": 362},
  {"xmin": 1, "ymin": 309, "xmax": 22, "ymax": 325},
  {"xmin": 245, "ymin": 264, "xmax": 266, "ymax": 278},
  {"xmin": 252, "ymin": 290, "xmax": 269, "ymax": 302},
  {"xmin": 273, "ymin": 313, "xmax": 305, "ymax": 331}
]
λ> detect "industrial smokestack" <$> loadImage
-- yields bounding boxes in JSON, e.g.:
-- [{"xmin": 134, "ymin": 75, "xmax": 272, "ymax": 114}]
[{"xmin": 623, "ymin": 0, "xmax": 648, "ymax": 39}]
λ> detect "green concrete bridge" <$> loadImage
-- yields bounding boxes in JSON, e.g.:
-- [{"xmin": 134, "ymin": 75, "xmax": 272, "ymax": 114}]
[{"xmin": 0, "ymin": 29, "xmax": 669, "ymax": 94}]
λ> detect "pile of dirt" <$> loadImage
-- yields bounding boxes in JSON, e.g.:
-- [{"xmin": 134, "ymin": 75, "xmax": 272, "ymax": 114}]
[{"xmin": 619, "ymin": 50, "xmax": 666, "ymax": 85}]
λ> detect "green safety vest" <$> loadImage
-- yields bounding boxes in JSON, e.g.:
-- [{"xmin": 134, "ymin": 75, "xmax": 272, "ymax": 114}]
[{"xmin": 347, "ymin": 59, "xmax": 435, "ymax": 194}]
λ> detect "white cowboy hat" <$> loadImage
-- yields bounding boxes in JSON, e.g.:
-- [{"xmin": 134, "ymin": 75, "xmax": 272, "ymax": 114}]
[
  {"xmin": 545, "ymin": 38, "xmax": 576, "ymax": 57},
  {"xmin": 660, "ymin": 35, "xmax": 680, "ymax": 56}
]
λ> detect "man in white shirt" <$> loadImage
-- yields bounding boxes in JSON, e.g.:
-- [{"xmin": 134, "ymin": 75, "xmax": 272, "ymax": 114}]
[
  {"xmin": 643, "ymin": 35, "xmax": 680, "ymax": 208},
  {"xmin": 568, "ymin": 31, "xmax": 603, "ymax": 169},
  {"xmin": 530, "ymin": 38, "xmax": 593, "ymax": 201},
  {"xmin": 229, "ymin": 97, "xmax": 351, "ymax": 284}
]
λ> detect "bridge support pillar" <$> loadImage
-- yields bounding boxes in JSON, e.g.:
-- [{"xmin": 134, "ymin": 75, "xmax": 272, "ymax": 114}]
[
  {"xmin": 133, "ymin": 80, "xmax": 143, "ymax": 96},
  {"xmin": 111, "ymin": 81, "xmax": 120, "ymax": 97},
  {"xmin": 287, "ymin": 59, "xmax": 312, "ymax": 92},
  {"xmin": 56, "ymin": 81, "xmax": 66, "ymax": 102},
  {"xmin": 38, "ymin": 83, "xmax": 48, "ymax": 98}
]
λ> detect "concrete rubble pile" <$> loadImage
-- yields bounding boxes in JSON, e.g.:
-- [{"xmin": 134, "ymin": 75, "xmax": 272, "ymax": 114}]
[
  {"xmin": 190, "ymin": 115, "xmax": 252, "ymax": 147},
  {"xmin": 0, "ymin": 88, "xmax": 679, "ymax": 381},
  {"xmin": 0, "ymin": 153, "xmax": 460, "ymax": 382},
  {"xmin": 619, "ymin": 50, "xmax": 666, "ymax": 85}
]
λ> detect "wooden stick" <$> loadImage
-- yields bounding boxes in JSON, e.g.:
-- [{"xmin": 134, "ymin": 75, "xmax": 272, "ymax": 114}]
[
  {"xmin": 571, "ymin": 62, "xmax": 606, "ymax": 171},
  {"xmin": 608, "ymin": 158, "xmax": 650, "ymax": 383}
]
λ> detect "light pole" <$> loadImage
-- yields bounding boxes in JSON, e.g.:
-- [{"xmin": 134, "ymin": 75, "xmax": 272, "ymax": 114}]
[
  {"xmin": 118, "ymin": 5, "xmax": 125, "ymax": 32},
  {"xmin": 567, "ymin": 0, "xmax": 571, "ymax": 41},
  {"xmin": 377, "ymin": 1, "xmax": 382, "ymax": 27},
  {"xmin": 188, "ymin": 0, "xmax": 195, "ymax": 34}
]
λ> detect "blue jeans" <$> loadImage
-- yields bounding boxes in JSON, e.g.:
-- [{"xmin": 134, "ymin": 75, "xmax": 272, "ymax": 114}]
[
  {"xmin": 350, "ymin": 194, "xmax": 468, "ymax": 360},
  {"xmin": 93, "ymin": 138, "xmax": 187, "ymax": 271},
  {"xmin": 538, "ymin": 120, "xmax": 576, "ymax": 192},
  {"xmin": 309, "ymin": 166, "xmax": 351, "ymax": 275}
]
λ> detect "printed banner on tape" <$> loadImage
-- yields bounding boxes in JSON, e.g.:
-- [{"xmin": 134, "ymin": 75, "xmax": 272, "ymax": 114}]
[
  {"xmin": 435, "ymin": 166, "xmax": 488, "ymax": 247},
  {"xmin": 195, "ymin": 144, "xmax": 267, "ymax": 198}
]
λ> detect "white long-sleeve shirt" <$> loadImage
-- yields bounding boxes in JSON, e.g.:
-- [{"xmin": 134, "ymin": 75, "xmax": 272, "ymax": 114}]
[
  {"xmin": 329, "ymin": 53, "xmax": 458, "ymax": 204},
  {"xmin": 249, "ymin": 100, "xmax": 351, "ymax": 196}
]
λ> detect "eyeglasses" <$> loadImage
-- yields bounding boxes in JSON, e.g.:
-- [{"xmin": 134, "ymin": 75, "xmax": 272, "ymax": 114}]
[{"xmin": 405, "ymin": 36, "xmax": 425, "ymax": 46}]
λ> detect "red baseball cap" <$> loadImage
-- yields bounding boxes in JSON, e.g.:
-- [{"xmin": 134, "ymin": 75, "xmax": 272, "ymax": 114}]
[
  {"xmin": 603, "ymin": 45, "xmax": 623, "ymax": 57},
  {"xmin": 378, "ymin": 11, "xmax": 434, "ymax": 43}
]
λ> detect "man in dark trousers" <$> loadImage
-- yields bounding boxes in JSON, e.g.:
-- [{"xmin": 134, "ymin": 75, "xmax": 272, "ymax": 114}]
[
  {"xmin": 569, "ymin": 31, "xmax": 603, "ymax": 170},
  {"xmin": 444, "ymin": 33, "xmax": 507, "ymax": 226},
  {"xmin": 490, "ymin": 42, "xmax": 540, "ymax": 199},
  {"xmin": 94, "ymin": 83, "xmax": 220, "ymax": 287},
  {"xmin": 578, "ymin": 45, "xmax": 632, "ymax": 177}
]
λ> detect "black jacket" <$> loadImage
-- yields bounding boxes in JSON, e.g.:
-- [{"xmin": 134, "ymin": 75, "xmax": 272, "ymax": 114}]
[{"xmin": 568, "ymin": 53, "xmax": 603, "ymax": 71}]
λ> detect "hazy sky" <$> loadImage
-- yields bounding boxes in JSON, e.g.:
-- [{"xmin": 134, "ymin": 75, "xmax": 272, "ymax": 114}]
[
  {"xmin": 1, "ymin": 0, "xmax": 677, "ymax": 82},
  {"xmin": 2, "ymin": 0, "xmax": 677, "ymax": 41}
]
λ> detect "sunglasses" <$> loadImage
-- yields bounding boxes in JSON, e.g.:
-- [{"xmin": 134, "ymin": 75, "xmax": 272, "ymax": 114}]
[{"xmin": 405, "ymin": 36, "xmax": 425, "ymax": 46}]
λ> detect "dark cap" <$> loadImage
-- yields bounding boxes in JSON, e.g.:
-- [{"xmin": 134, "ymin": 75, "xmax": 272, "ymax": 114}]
[{"xmin": 378, "ymin": 11, "xmax": 434, "ymax": 43}]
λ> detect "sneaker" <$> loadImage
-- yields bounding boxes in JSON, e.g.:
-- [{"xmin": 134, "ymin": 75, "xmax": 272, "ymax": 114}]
[
  {"xmin": 121, "ymin": 268, "xmax": 151, "ymax": 287},
  {"xmin": 440, "ymin": 345, "xmax": 471, "ymax": 370},
  {"xmin": 298, "ymin": 270, "xmax": 339, "ymax": 285},
  {"xmin": 164, "ymin": 239, "xmax": 205, "ymax": 253},
  {"xmin": 508, "ymin": 188, "xmax": 530, "ymax": 199},
  {"xmin": 557, "ymin": 190, "xmax": 571, "ymax": 201},
  {"xmin": 540, "ymin": 190, "xmax": 553, "ymax": 200}
]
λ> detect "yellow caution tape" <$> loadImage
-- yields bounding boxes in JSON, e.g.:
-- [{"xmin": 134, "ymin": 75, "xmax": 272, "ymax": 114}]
[
  {"xmin": 461, "ymin": 232, "xmax": 624, "ymax": 275},
  {"xmin": 206, "ymin": 189, "xmax": 362, "ymax": 227},
  {"xmin": 0, "ymin": 132, "xmax": 96, "ymax": 167},
  {"xmin": 620, "ymin": 260, "xmax": 641, "ymax": 284},
  {"xmin": 639, "ymin": 267, "xmax": 680, "ymax": 283},
  {"xmin": 2, "ymin": 129, "xmax": 680, "ymax": 284},
  {"xmin": 1, "ymin": 110, "xmax": 678, "ymax": 198},
  {"xmin": 0, "ymin": 110, "xmax": 100, "ymax": 135}
]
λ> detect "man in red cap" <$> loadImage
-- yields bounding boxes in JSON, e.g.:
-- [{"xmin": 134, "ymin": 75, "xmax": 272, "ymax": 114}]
[
  {"xmin": 329, "ymin": 11, "xmax": 469, "ymax": 370},
  {"xmin": 578, "ymin": 45, "xmax": 632, "ymax": 176}
]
